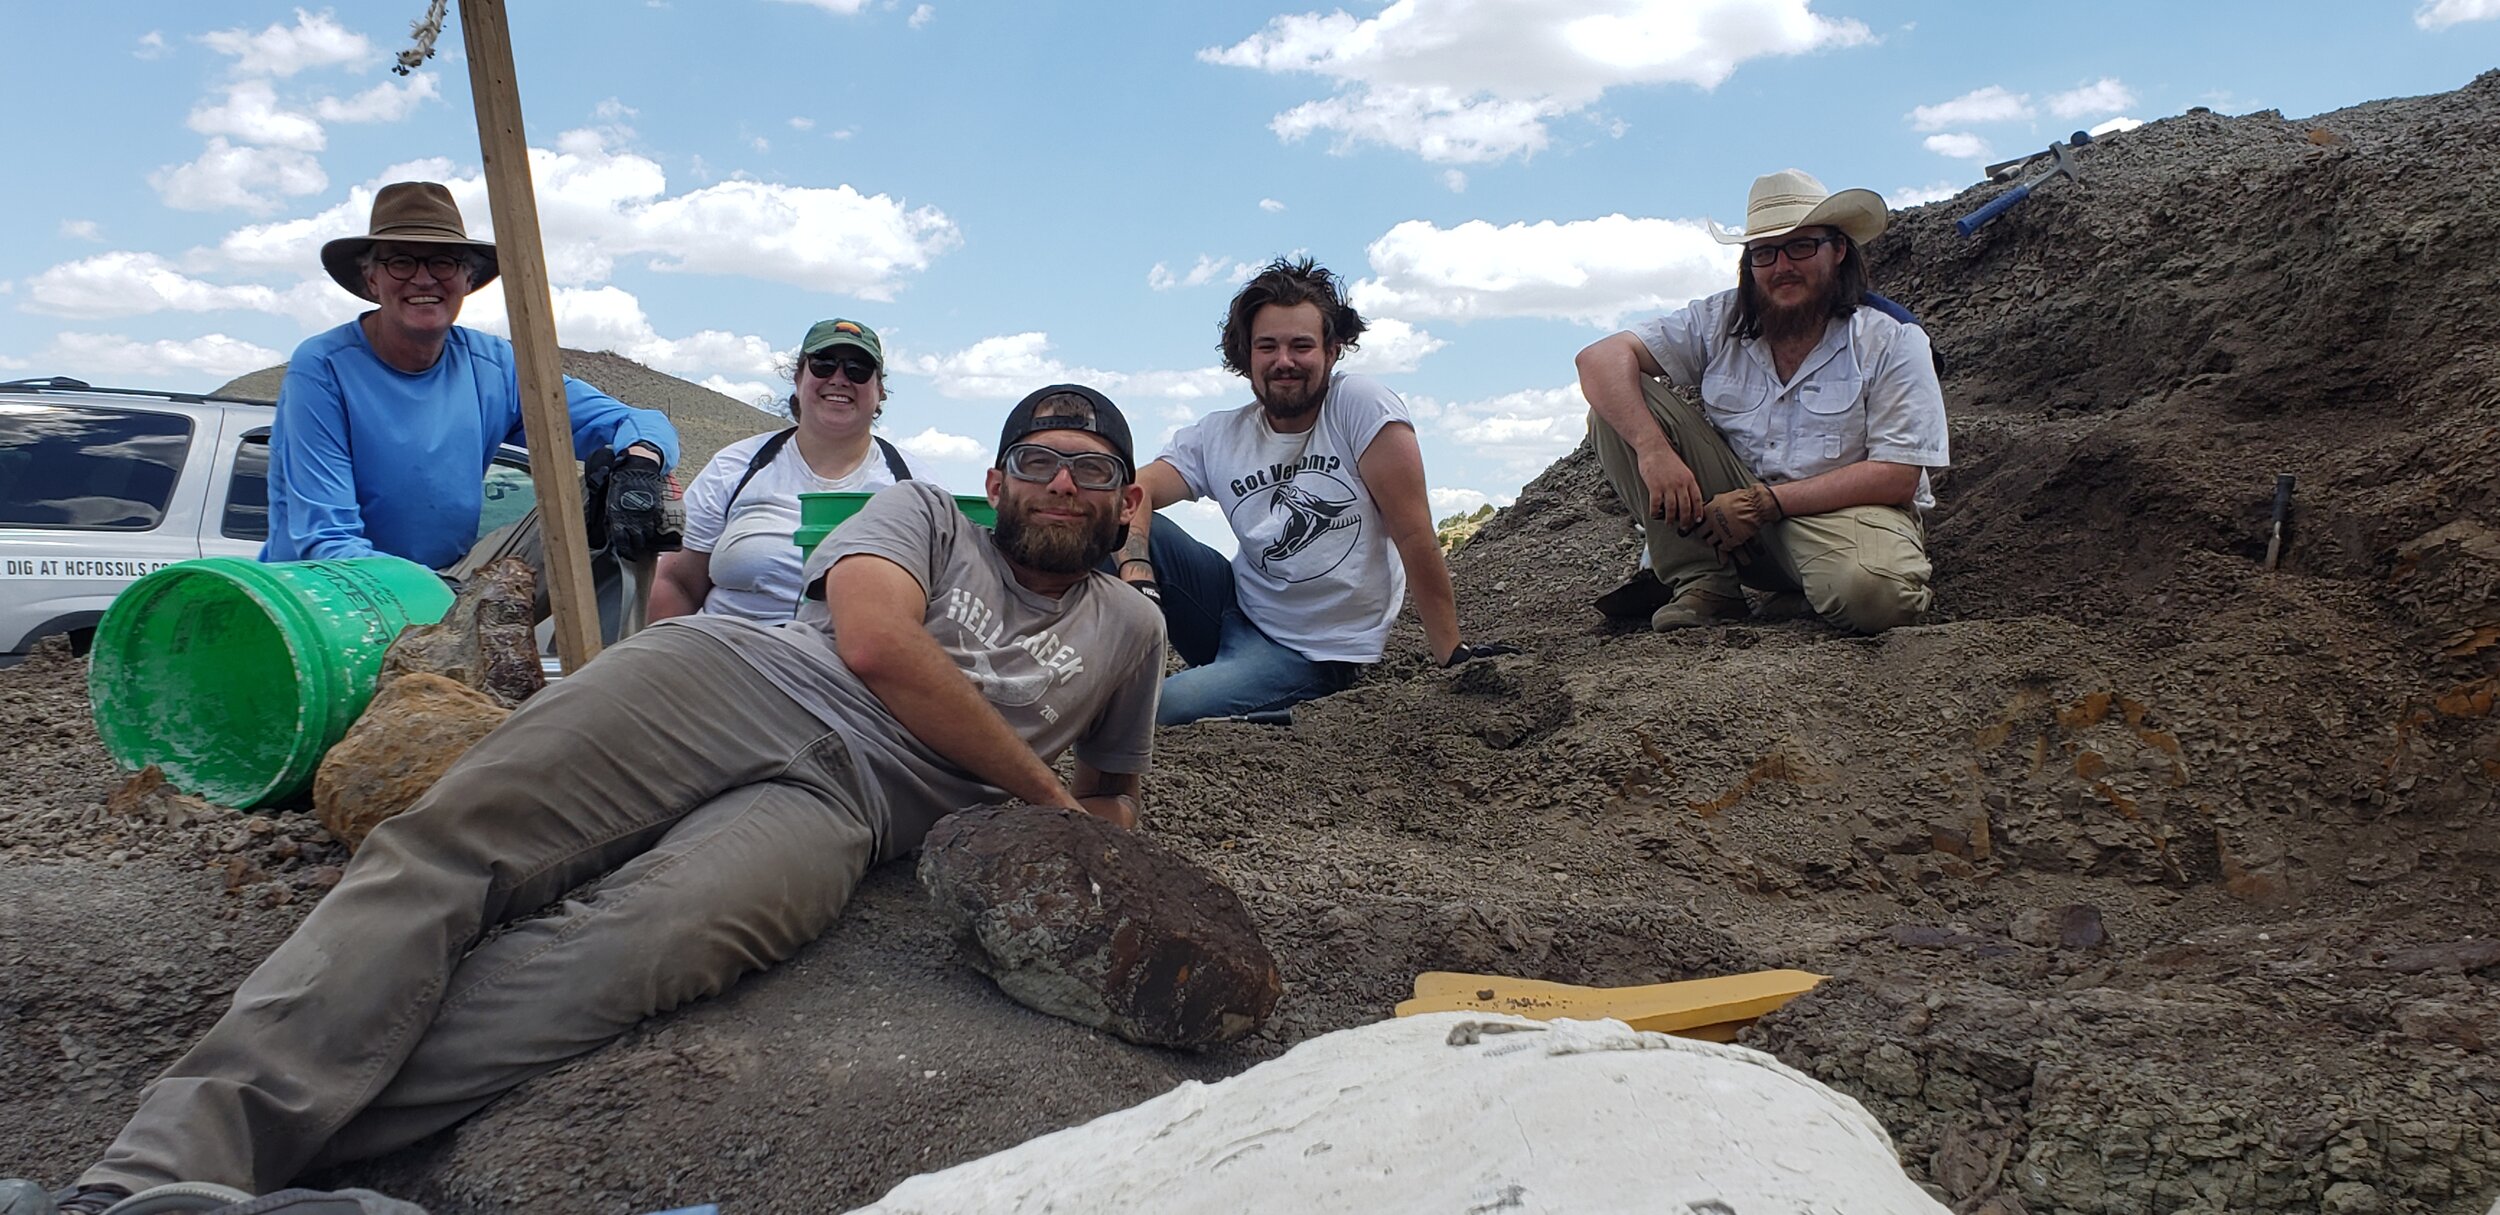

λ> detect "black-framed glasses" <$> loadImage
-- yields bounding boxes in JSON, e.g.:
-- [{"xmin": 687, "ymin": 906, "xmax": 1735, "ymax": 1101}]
[
  {"xmin": 806, "ymin": 354, "xmax": 879, "ymax": 384},
  {"xmin": 1743, "ymin": 235, "xmax": 1840, "ymax": 267},
  {"xmin": 1001, "ymin": 442, "xmax": 1124, "ymax": 490},
  {"xmin": 377, "ymin": 253, "xmax": 473, "ymax": 281}
]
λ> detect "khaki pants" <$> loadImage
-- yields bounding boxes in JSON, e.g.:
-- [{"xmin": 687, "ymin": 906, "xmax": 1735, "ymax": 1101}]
[
  {"xmin": 1588, "ymin": 379, "xmax": 1934, "ymax": 634},
  {"xmin": 443, "ymin": 504, "xmax": 655, "ymax": 644},
  {"xmin": 85, "ymin": 626, "xmax": 876, "ymax": 1194}
]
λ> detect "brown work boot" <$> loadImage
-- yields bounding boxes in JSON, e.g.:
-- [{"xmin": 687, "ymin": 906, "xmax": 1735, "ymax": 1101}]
[
  {"xmin": 1752, "ymin": 589, "xmax": 1816, "ymax": 622},
  {"xmin": 1649, "ymin": 587, "xmax": 1748, "ymax": 631}
]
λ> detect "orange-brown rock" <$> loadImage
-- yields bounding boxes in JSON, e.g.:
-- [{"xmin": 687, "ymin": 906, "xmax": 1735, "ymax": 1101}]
[{"xmin": 313, "ymin": 673, "xmax": 509, "ymax": 851}]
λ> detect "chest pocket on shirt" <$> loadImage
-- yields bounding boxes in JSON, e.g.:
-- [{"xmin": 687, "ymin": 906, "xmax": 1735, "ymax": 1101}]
[
  {"xmin": 1797, "ymin": 374, "xmax": 1865, "ymax": 461},
  {"xmin": 1700, "ymin": 367, "xmax": 1769, "ymax": 422}
]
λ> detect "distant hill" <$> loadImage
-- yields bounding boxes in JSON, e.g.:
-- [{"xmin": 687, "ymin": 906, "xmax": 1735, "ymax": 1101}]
[{"xmin": 213, "ymin": 348, "xmax": 781, "ymax": 475}]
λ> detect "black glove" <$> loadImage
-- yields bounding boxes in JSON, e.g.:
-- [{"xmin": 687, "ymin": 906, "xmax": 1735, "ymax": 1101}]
[
  {"xmin": 1443, "ymin": 640, "xmax": 1521, "ymax": 667},
  {"xmin": 602, "ymin": 450, "xmax": 669, "ymax": 562},
  {"xmin": 1131, "ymin": 578, "xmax": 1163, "ymax": 606}
]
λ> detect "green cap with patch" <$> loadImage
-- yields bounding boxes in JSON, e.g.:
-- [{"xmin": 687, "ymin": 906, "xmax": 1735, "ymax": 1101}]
[{"xmin": 800, "ymin": 318, "xmax": 883, "ymax": 365}]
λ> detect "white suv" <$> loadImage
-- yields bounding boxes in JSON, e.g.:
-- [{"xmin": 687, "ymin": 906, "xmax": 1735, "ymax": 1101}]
[{"xmin": 0, "ymin": 376, "xmax": 539, "ymax": 665}]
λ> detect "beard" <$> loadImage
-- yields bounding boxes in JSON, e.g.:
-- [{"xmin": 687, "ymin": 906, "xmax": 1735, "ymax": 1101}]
[
  {"xmin": 992, "ymin": 490, "xmax": 1123, "ymax": 574},
  {"xmin": 1254, "ymin": 367, "xmax": 1330, "ymax": 422},
  {"xmin": 1757, "ymin": 271, "xmax": 1844, "ymax": 343}
]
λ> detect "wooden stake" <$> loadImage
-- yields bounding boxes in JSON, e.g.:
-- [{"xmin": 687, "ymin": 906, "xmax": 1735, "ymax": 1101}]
[{"xmin": 458, "ymin": 0, "xmax": 601, "ymax": 671}]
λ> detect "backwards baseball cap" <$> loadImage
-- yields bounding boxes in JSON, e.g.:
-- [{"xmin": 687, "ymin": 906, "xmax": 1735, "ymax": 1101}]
[
  {"xmin": 800, "ymin": 318, "xmax": 883, "ymax": 365},
  {"xmin": 996, "ymin": 384, "xmax": 1136, "ymax": 480}
]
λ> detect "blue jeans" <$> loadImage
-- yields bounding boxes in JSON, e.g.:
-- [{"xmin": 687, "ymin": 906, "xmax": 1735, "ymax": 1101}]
[{"xmin": 1146, "ymin": 517, "xmax": 1358, "ymax": 726}]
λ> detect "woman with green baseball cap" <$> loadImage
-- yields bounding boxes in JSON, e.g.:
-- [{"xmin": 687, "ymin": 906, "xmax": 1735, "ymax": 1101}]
[{"xmin": 649, "ymin": 318, "xmax": 916, "ymax": 621}]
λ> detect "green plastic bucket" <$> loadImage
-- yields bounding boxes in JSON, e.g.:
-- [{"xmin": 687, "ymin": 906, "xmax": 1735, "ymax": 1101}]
[
  {"xmin": 796, "ymin": 491, "xmax": 999, "ymax": 558},
  {"xmin": 88, "ymin": 556, "xmax": 457, "ymax": 809}
]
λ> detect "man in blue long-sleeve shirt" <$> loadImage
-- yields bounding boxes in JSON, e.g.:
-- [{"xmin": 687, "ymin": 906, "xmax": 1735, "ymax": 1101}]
[{"xmin": 262, "ymin": 181, "xmax": 680, "ymax": 573}]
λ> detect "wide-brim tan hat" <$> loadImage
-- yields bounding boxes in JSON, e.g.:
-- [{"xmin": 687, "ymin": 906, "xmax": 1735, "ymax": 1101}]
[
  {"xmin": 320, "ymin": 181, "xmax": 500, "ymax": 302},
  {"xmin": 1708, "ymin": 169, "xmax": 1888, "ymax": 246}
]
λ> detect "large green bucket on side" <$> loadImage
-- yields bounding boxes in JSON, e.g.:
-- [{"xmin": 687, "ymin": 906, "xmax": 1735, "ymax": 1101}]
[{"xmin": 88, "ymin": 556, "xmax": 457, "ymax": 809}]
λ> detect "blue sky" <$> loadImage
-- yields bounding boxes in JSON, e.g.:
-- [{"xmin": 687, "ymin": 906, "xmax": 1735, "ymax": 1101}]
[{"xmin": 4, "ymin": 1, "xmax": 2494, "ymax": 549}]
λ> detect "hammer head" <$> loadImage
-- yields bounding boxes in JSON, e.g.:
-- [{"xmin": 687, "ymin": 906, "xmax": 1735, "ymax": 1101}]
[{"xmin": 2042, "ymin": 140, "xmax": 2083, "ymax": 185}]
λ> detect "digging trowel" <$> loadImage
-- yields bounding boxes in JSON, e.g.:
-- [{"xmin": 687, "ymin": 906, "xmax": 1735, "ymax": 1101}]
[{"xmin": 1957, "ymin": 136, "xmax": 2084, "ymax": 237}]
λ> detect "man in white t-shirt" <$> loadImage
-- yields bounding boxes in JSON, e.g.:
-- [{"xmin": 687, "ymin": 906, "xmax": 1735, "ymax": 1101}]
[
  {"xmin": 1115, "ymin": 257, "xmax": 1511, "ymax": 726},
  {"xmin": 1577, "ymin": 169, "xmax": 1950, "ymax": 635}
]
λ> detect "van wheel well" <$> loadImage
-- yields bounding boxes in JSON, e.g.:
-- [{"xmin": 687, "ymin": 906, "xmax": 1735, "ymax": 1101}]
[{"xmin": 68, "ymin": 627, "xmax": 95, "ymax": 657}]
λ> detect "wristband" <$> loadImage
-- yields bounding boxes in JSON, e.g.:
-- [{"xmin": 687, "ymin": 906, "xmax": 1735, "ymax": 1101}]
[{"xmin": 1119, "ymin": 558, "xmax": 1155, "ymax": 571}]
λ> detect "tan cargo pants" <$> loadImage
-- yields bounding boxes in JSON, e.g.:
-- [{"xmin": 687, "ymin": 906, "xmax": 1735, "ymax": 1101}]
[
  {"xmin": 84, "ymin": 625, "xmax": 876, "ymax": 1194},
  {"xmin": 1588, "ymin": 379, "xmax": 1934, "ymax": 634}
]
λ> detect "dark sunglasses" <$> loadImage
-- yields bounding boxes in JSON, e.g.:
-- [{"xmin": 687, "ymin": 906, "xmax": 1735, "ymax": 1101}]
[
  {"xmin": 1000, "ymin": 442, "xmax": 1125, "ymax": 491},
  {"xmin": 1743, "ymin": 235, "xmax": 1841, "ymax": 267},
  {"xmin": 806, "ymin": 354, "xmax": 879, "ymax": 384},
  {"xmin": 377, "ymin": 253, "xmax": 473, "ymax": 281}
]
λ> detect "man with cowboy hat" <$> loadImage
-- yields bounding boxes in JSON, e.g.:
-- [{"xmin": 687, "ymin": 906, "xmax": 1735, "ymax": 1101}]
[
  {"xmin": 262, "ymin": 180, "xmax": 680, "ymax": 605},
  {"xmin": 1576, "ymin": 169, "xmax": 1948, "ymax": 634},
  {"xmin": 4, "ymin": 386, "xmax": 1162, "ymax": 1214}
]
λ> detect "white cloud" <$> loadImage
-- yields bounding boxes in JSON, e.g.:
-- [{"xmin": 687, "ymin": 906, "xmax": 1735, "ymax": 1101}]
[
  {"xmin": 1147, "ymin": 255, "xmax": 1256, "ymax": 291},
  {"xmin": 747, "ymin": 134, "xmax": 771, "ymax": 153},
  {"xmin": 150, "ymin": 139, "xmax": 330, "ymax": 213},
  {"xmin": 2087, "ymin": 115, "xmax": 2144, "ymax": 136},
  {"xmin": 1162, "ymin": 498, "xmax": 1239, "ymax": 557},
  {"xmin": 200, "ymin": 9, "xmax": 372, "ymax": 77},
  {"xmin": 768, "ymin": 0, "xmax": 874, "ymax": 12},
  {"xmin": 59, "ymin": 220, "xmax": 103, "ymax": 241},
  {"xmin": 1922, "ymin": 132, "xmax": 1990, "ymax": 160},
  {"xmin": 1259, "ymin": 198, "xmax": 1287, "ymax": 212},
  {"xmin": 189, "ymin": 80, "xmax": 326, "ymax": 151},
  {"xmin": 1205, "ymin": 0, "xmax": 1872, "ymax": 164},
  {"xmin": 1908, "ymin": 85, "xmax": 2031, "ymax": 132},
  {"xmin": 909, "ymin": 4, "xmax": 937, "ymax": 28},
  {"xmin": 1350, "ymin": 213, "xmax": 1734, "ymax": 329},
  {"xmin": 906, "ymin": 332, "xmax": 1235, "ymax": 403},
  {"xmin": 20, "ymin": 251, "xmax": 347, "ymax": 326},
  {"xmin": 700, "ymin": 376, "xmax": 780, "ymax": 410},
  {"xmin": 2047, "ymin": 77, "xmax": 2134, "ymax": 119},
  {"xmin": 1412, "ymin": 382, "xmax": 1589, "ymax": 480},
  {"xmin": 207, "ymin": 136, "xmax": 961, "ymax": 297},
  {"xmin": 1442, "ymin": 169, "xmax": 1468, "ymax": 192},
  {"xmin": 892, "ymin": 427, "xmax": 984, "ymax": 462},
  {"xmin": 135, "ymin": 31, "xmax": 170, "ymax": 60},
  {"xmin": 528, "ymin": 286, "xmax": 783, "ymax": 380},
  {"xmin": 313, "ymin": 74, "xmax": 441, "ymax": 124},
  {"xmin": 1429, "ymin": 486, "xmax": 1515, "ymax": 515},
  {"xmin": 2417, "ymin": 0, "xmax": 2500, "ymax": 28},
  {"xmin": 1891, "ymin": 181, "xmax": 1961, "ymax": 207},
  {"xmin": 789, "ymin": 116, "xmax": 816, "ymax": 131},
  {"xmin": 1337, "ymin": 317, "xmax": 1444, "ymax": 373},
  {"xmin": 44, "ymin": 332, "xmax": 286, "ymax": 381}
]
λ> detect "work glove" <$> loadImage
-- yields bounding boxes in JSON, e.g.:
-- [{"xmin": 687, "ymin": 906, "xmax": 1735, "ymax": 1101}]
[
  {"xmin": 1442, "ymin": 640, "xmax": 1522, "ymax": 667},
  {"xmin": 1694, "ymin": 482, "xmax": 1785, "ymax": 562},
  {"xmin": 601, "ymin": 449, "xmax": 670, "ymax": 562}
]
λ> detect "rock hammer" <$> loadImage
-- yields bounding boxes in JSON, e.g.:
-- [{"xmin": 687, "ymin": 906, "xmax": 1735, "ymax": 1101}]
[{"xmin": 1957, "ymin": 136, "xmax": 2085, "ymax": 237}]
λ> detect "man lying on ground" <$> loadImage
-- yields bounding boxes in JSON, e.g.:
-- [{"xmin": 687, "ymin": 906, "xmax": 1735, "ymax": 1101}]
[
  {"xmin": 7, "ymin": 386, "xmax": 1163, "ymax": 1214},
  {"xmin": 1578, "ymin": 169, "xmax": 1950, "ymax": 634},
  {"xmin": 1113, "ymin": 256, "xmax": 1511, "ymax": 725}
]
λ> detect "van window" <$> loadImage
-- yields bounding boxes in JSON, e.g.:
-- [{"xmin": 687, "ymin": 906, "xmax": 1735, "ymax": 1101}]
[
  {"xmin": 0, "ymin": 403, "xmax": 193, "ymax": 530},
  {"xmin": 478, "ymin": 458, "xmax": 537, "ymax": 538},
  {"xmin": 223, "ymin": 433, "xmax": 271, "ymax": 540}
]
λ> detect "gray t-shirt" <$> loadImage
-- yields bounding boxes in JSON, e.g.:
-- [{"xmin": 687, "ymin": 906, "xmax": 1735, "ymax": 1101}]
[{"xmin": 670, "ymin": 480, "xmax": 1164, "ymax": 859}]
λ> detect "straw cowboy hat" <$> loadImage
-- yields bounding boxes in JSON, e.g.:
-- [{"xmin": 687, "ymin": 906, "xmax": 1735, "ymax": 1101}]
[
  {"xmin": 320, "ymin": 181, "xmax": 500, "ymax": 301},
  {"xmin": 1708, "ymin": 169, "xmax": 1889, "ymax": 246}
]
